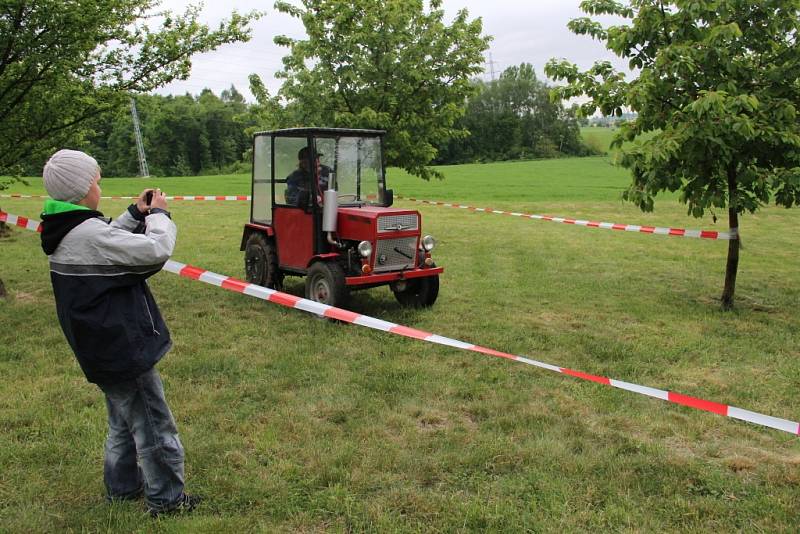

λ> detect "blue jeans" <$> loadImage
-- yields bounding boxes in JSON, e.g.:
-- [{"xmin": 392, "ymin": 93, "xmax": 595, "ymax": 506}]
[{"xmin": 98, "ymin": 367, "xmax": 185, "ymax": 510}]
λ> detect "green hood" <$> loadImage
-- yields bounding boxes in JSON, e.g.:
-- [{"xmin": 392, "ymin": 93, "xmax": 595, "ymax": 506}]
[{"xmin": 42, "ymin": 199, "xmax": 90, "ymax": 216}]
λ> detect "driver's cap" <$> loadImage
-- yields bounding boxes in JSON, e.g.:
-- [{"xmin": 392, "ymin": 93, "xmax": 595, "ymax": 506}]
[{"xmin": 298, "ymin": 146, "xmax": 323, "ymax": 160}]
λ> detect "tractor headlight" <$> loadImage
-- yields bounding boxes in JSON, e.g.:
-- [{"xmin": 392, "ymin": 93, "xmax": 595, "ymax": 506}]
[
  {"xmin": 358, "ymin": 240, "xmax": 373, "ymax": 258},
  {"xmin": 421, "ymin": 235, "xmax": 436, "ymax": 251}
]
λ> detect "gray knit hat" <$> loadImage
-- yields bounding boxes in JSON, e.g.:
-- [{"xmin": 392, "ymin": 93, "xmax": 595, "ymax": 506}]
[{"xmin": 43, "ymin": 149, "xmax": 100, "ymax": 203}]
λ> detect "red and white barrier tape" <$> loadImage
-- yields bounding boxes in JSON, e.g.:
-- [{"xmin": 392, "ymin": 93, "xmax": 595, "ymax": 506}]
[
  {"xmin": 396, "ymin": 195, "xmax": 738, "ymax": 241},
  {"xmin": 0, "ymin": 210, "xmax": 42, "ymax": 232},
  {"xmin": 1, "ymin": 194, "xmax": 250, "ymax": 201},
  {"xmin": 2, "ymin": 209, "xmax": 796, "ymax": 435},
  {"xmin": 1, "ymin": 192, "xmax": 738, "ymax": 240}
]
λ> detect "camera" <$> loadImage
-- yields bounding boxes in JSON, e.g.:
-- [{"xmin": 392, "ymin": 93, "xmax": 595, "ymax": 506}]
[{"xmin": 145, "ymin": 190, "xmax": 153, "ymax": 205}]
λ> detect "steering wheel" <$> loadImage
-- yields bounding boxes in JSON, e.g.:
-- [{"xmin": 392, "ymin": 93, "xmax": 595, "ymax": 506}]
[{"xmin": 337, "ymin": 193, "xmax": 358, "ymax": 202}]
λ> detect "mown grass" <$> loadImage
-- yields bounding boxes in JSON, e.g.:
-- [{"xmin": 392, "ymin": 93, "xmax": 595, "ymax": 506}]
[
  {"xmin": 580, "ymin": 126, "xmax": 619, "ymax": 156},
  {"xmin": 1, "ymin": 156, "xmax": 799, "ymax": 532}
]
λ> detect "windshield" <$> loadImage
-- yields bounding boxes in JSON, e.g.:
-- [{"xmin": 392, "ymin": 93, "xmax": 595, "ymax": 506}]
[{"xmin": 315, "ymin": 136, "xmax": 384, "ymax": 206}]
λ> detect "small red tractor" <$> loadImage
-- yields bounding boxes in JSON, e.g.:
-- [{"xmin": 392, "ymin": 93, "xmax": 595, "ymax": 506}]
[{"xmin": 241, "ymin": 128, "xmax": 442, "ymax": 308}]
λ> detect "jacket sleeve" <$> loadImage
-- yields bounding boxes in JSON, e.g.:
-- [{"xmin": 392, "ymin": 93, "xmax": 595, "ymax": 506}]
[
  {"xmin": 93, "ymin": 212, "xmax": 177, "ymax": 269},
  {"xmin": 110, "ymin": 205, "xmax": 145, "ymax": 232}
]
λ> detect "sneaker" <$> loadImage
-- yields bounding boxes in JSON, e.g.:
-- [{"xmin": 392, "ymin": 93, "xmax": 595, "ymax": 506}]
[{"xmin": 148, "ymin": 493, "xmax": 202, "ymax": 518}]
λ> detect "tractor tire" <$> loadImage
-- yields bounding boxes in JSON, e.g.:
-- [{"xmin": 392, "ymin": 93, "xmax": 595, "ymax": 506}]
[
  {"xmin": 305, "ymin": 261, "xmax": 349, "ymax": 308},
  {"xmin": 392, "ymin": 263, "xmax": 439, "ymax": 308},
  {"xmin": 244, "ymin": 233, "xmax": 283, "ymax": 290}
]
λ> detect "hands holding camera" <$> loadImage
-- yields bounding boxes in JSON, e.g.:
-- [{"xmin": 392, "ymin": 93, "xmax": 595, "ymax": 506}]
[{"xmin": 136, "ymin": 188, "xmax": 168, "ymax": 214}]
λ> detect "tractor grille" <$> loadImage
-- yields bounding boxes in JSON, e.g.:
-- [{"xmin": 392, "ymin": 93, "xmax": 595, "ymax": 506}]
[
  {"xmin": 378, "ymin": 214, "xmax": 419, "ymax": 233},
  {"xmin": 374, "ymin": 237, "xmax": 418, "ymax": 272}
]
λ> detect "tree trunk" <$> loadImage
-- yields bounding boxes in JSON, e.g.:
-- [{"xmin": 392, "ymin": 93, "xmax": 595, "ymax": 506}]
[
  {"xmin": 0, "ymin": 203, "xmax": 8, "ymax": 237},
  {"xmin": 0, "ymin": 204, "xmax": 8, "ymax": 297},
  {"xmin": 721, "ymin": 166, "xmax": 740, "ymax": 311}
]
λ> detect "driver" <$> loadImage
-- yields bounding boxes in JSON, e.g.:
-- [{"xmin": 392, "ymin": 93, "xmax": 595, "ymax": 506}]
[{"xmin": 285, "ymin": 147, "xmax": 330, "ymax": 206}]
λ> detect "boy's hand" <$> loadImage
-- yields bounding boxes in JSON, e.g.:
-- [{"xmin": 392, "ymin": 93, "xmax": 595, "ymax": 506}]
[
  {"xmin": 136, "ymin": 189, "xmax": 154, "ymax": 213},
  {"xmin": 150, "ymin": 189, "xmax": 168, "ymax": 211}
]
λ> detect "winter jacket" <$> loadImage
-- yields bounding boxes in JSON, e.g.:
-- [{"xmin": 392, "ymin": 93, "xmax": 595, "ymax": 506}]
[{"xmin": 40, "ymin": 199, "xmax": 177, "ymax": 385}]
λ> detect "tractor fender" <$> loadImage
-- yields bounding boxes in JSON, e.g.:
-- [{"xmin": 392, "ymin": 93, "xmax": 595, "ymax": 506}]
[
  {"xmin": 240, "ymin": 223, "xmax": 274, "ymax": 251},
  {"xmin": 306, "ymin": 253, "xmax": 341, "ymax": 268}
]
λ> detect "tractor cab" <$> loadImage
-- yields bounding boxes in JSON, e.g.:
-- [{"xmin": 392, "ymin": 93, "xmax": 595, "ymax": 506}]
[{"xmin": 241, "ymin": 128, "xmax": 442, "ymax": 308}]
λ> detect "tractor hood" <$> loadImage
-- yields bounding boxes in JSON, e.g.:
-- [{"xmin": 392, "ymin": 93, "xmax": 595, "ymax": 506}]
[
  {"xmin": 338, "ymin": 205, "xmax": 418, "ymax": 222},
  {"xmin": 336, "ymin": 205, "xmax": 422, "ymax": 241}
]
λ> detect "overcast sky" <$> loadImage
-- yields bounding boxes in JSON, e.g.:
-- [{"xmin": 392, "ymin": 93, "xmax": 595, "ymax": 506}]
[{"xmin": 155, "ymin": 0, "xmax": 628, "ymax": 101}]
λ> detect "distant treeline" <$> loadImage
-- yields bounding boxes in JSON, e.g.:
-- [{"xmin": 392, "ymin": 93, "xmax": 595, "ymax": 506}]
[
  {"xmin": 83, "ymin": 86, "xmax": 257, "ymax": 177},
  {"xmin": 18, "ymin": 64, "xmax": 596, "ymax": 177},
  {"xmin": 436, "ymin": 63, "xmax": 595, "ymax": 164}
]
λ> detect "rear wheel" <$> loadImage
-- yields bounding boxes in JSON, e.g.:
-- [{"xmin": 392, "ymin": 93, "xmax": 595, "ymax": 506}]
[
  {"xmin": 245, "ymin": 233, "xmax": 283, "ymax": 289},
  {"xmin": 392, "ymin": 266, "xmax": 439, "ymax": 308},
  {"xmin": 305, "ymin": 261, "xmax": 349, "ymax": 308}
]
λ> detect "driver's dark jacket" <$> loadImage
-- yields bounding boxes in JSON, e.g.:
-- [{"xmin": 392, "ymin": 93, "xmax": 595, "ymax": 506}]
[
  {"xmin": 285, "ymin": 166, "xmax": 330, "ymax": 206},
  {"xmin": 40, "ymin": 201, "xmax": 176, "ymax": 385},
  {"xmin": 285, "ymin": 168, "xmax": 312, "ymax": 205}
]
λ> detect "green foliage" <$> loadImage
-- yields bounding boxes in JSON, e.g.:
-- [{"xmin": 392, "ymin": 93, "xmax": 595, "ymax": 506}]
[
  {"xmin": 0, "ymin": 177, "xmax": 18, "ymax": 192},
  {"xmin": 545, "ymin": 0, "xmax": 800, "ymax": 217},
  {"xmin": 0, "ymin": 0, "xmax": 260, "ymax": 174},
  {"xmin": 266, "ymin": 0, "xmax": 490, "ymax": 180},
  {"xmin": 133, "ymin": 88, "xmax": 254, "ymax": 177},
  {"xmin": 14, "ymin": 87, "xmax": 258, "ymax": 177},
  {"xmin": 436, "ymin": 64, "xmax": 594, "ymax": 164}
]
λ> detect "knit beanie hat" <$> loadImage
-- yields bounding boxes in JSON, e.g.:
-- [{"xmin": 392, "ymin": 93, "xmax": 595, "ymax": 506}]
[{"xmin": 43, "ymin": 149, "xmax": 99, "ymax": 203}]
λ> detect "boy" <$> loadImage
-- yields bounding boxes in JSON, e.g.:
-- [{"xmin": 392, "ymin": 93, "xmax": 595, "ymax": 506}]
[{"xmin": 39, "ymin": 149, "xmax": 198, "ymax": 516}]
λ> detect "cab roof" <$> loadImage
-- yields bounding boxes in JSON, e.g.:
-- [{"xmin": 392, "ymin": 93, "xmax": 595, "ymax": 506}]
[{"xmin": 253, "ymin": 127, "xmax": 386, "ymax": 137}]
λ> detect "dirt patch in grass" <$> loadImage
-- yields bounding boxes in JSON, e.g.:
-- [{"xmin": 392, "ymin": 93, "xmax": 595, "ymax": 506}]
[
  {"xmin": 12, "ymin": 290, "xmax": 41, "ymax": 303},
  {"xmin": 694, "ymin": 293, "xmax": 779, "ymax": 313},
  {"xmin": 674, "ymin": 367, "xmax": 730, "ymax": 390},
  {"xmin": 416, "ymin": 410, "xmax": 450, "ymax": 432},
  {"xmin": 530, "ymin": 311, "xmax": 585, "ymax": 331},
  {"xmin": 724, "ymin": 455, "xmax": 757, "ymax": 472},
  {"xmin": 313, "ymin": 403, "xmax": 350, "ymax": 425}
]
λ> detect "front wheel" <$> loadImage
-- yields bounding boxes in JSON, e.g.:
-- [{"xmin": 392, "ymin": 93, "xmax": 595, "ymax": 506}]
[
  {"xmin": 392, "ymin": 270, "xmax": 439, "ymax": 308},
  {"xmin": 305, "ymin": 261, "xmax": 349, "ymax": 308}
]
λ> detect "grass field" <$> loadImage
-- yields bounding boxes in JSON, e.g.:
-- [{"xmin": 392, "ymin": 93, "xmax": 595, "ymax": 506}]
[
  {"xmin": 1, "ymin": 156, "xmax": 799, "ymax": 531},
  {"xmin": 580, "ymin": 126, "xmax": 619, "ymax": 156}
]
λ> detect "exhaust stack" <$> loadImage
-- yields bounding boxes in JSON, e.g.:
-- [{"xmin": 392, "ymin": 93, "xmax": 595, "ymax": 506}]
[{"xmin": 323, "ymin": 190, "xmax": 338, "ymax": 232}]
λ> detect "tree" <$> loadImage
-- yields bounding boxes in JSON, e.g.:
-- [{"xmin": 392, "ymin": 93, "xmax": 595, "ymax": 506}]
[
  {"xmin": 545, "ymin": 0, "xmax": 800, "ymax": 310},
  {"xmin": 0, "ymin": 0, "xmax": 259, "ymax": 175},
  {"xmin": 74, "ymin": 88, "xmax": 254, "ymax": 177},
  {"xmin": 266, "ymin": 0, "xmax": 490, "ymax": 180},
  {"xmin": 436, "ymin": 64, "xmax": 588, "ymax": 164}
]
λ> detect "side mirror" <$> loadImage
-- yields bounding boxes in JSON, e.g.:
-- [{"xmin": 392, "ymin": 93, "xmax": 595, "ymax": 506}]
[{"xmin": 383, "ymin": 188, "xmax": 393, "ymax": 207}]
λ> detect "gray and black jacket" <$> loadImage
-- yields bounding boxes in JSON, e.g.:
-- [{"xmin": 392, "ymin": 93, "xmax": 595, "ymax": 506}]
[{"xmin": 40, "ymin": 200, "xmax": 177, "ymax": 385}]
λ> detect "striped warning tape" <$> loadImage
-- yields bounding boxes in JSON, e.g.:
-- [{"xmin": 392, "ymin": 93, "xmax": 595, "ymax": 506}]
[
  {"xmin": 1, "ymin": 194, "xmax": 251, "ymax": 201},
  {"xmin": 2, "ymin": 209, "xmax": 796, "ymax": 435},
  {"xmin": 135, "ymin": 264, "xmax": 800, "ymax": 436},
  {"xmin": 1, "ymin": 192, "xmax": 738, "ymax": 240},
  {"xmin": 396, "ymin": 195, "xmax": 738, "ymax": 241},
  {"xmin": 0, "ymin": 210, "xmax": 42, "ymax": 232},
  {"xmin": 163, "ymin": 260, "xmax": 799, "ymax": 435}
]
